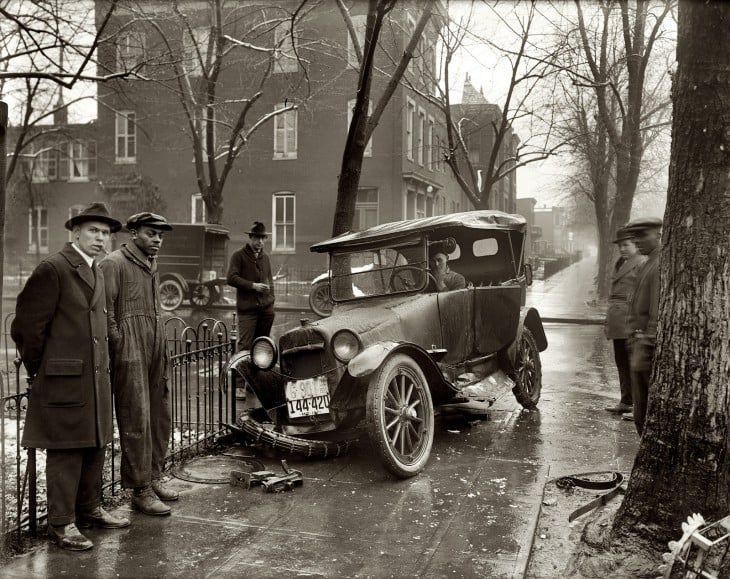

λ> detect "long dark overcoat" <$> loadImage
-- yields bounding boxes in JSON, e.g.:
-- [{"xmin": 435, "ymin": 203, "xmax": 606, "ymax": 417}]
[
  {"xmin": 605, "ymin": 253, "xmax": 646, "ymax": 339},
  {"xmin": 11, "ymin": 243, "xmax": 113, "ymax": 449}
]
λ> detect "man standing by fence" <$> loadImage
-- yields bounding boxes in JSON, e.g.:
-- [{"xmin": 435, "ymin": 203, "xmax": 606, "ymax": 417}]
[
  {"xmin": 100, "ymin": 212, "xmax": 178, "ymax": 516},
  {"xmin": 227, "ymin": 221, "xmax": 276, "ymax": 351},
  {"xmin": 11, "ymin": 203, "xmax": 129, "ymax": 551}
]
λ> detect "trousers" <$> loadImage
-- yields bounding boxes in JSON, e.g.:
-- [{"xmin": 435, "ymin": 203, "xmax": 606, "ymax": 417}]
[
  {"xmin": 46, "ymin": 447, "xmax": 106, "ymax": 526},
  {"xmin": 612, "ymin": 339, "xmax": 633, "ymax": 406},
  {"xmin": 237, "ymin": 307, "xmax": 275, "ymax": 351}
]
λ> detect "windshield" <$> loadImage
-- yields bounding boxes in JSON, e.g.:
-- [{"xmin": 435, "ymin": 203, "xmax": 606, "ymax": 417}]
[{"xmin": 330, "ymin": 239, "xmax": 428, "ymax": 301}]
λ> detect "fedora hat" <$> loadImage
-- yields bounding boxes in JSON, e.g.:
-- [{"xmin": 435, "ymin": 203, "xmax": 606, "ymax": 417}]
[
  {"xmin": 247, "ymin": 221, "xmax": 268, "ymax": 237},
  {"xmin": 126, "ymin": 212, "xmax": 173, "ymax": 232},
  {"xmin": 624, "ymin": 217, "xmax": 662, "ymax": 235},
  {"xmin": 65, "ymin": 202, "xmax": 122, "ymax": 233}
]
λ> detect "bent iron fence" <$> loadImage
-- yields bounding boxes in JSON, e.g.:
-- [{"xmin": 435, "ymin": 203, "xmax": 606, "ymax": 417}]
[{"xmin": 1, "ymin": 314, "xmax": 237, "ymax": 554}]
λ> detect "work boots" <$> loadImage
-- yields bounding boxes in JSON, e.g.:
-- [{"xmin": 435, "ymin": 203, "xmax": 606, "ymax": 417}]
[
  {"xmin": 48, "ymin": 523, "xmax": 94, "ymax": 551},
  {"xmin": 132, "ymin": 486, "xmax": 171, "ymax": 516},
  {"xmin": 151, "ymin": 479, "xmax": 179, "ymax": 501},
  {"xmin": 77, "ymin": 506, "xmax": 131, "ymax": 529}
]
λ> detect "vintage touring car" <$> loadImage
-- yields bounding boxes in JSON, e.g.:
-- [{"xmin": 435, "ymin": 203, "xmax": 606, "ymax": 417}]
[{"xmin": 229, "ymin": 210, "xmax": 547, "ymax": 478}]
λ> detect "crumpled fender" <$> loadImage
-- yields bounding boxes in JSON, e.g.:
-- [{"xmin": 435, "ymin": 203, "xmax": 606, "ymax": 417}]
[
  {"xmin": 500, "ymin": 306, "xmax": 547, "ymax": 372},
  {"xmin": 347, "ymin": 341, "xmax": 401, "ymax": 378}
]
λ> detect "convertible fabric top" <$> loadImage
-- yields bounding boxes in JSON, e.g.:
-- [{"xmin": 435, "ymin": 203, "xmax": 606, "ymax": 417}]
[{"xmin": 311, "ymin": 210, "xmax": 526, "ymax": 253}]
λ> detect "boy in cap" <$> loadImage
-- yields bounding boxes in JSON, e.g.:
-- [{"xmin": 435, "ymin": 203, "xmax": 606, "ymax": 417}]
[
  {"xmin": 227, "ymin": 221, "xmax": 276, "ymax": 350},
  {"xmin": 604, "ymin": 226, "xmax": 646, "ymax": 416},
  {"xmin": 625, "ymin": 216, "xmax": 663, "ymax": 435},
  {"xmin": 12, "ymin": 202, "xmax": 129, "ymax": 551},
  {"xmin": 100, "ymin": 212, "xmax": 178, "ymax": 515}
]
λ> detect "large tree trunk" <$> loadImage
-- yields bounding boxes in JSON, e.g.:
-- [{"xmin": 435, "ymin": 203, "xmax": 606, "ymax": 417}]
[{"xmin": 611, "ymin": 0, "xmax": 730, "ymax": 548}]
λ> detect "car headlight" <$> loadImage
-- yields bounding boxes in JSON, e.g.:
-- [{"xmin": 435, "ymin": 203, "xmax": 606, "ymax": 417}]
[
  {"xmin": 331, "ymin": 330, "xmax": 361, "ymax": 363},
  {"xmin": 251, "ymin": 336, "xmax": 277, "ymax": 370}
]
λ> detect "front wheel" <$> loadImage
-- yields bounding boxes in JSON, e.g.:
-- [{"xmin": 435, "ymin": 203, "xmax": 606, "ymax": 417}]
[
  {"xmin": 366, "ymin": 354, "xmax": 434, "ymax": 478},
  {"xmin": 190, "ymin": 283, "xmax": 219, "ymax": 308},
  {"xmin": 510, "ymin": 328, "xmax": 542, "ymax": 409}
]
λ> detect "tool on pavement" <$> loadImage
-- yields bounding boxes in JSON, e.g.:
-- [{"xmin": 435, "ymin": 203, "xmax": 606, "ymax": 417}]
[{"xmin": 230, "ymin": 460, "xmax": 303, "ymax": 493}]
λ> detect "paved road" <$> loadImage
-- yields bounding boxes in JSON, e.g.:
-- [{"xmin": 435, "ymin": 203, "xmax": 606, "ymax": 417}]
[{"xmin": 3, "ymin": 321, "xmax": 639, "ymax": 579}]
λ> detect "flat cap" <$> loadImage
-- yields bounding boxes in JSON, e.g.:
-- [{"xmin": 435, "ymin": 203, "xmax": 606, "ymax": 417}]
[
  {"xmin": 126, "ymin": 212, "xmax": 173, "ymax": 231},
  {"xmin": 612, "ymin": 226, "xmax": 634, "ymax": 243},
  {"xmin": 624, "ymin": 217, "xmax": 662, "ymax": 232}
]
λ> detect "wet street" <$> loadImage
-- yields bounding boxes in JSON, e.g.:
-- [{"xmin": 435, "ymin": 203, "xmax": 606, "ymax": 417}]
[{"xmin": 3, "ymin": 316, "xmax": 640, "ymax": 578}]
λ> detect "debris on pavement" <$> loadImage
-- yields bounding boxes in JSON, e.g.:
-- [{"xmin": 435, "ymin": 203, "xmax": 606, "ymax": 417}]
[{"xmin": 230, "ymin": 459, "xmax": 303, "ymax": 493}]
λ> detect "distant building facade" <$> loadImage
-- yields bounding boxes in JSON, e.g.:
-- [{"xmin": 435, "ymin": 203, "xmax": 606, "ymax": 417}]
[{"xmin": 533, "ymin": 206, "xmax": 572, "ymax": 256}]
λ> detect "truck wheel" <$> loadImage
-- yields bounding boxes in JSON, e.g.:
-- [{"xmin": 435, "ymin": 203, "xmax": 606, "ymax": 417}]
[
  {"xmin": 510, "ymin": 328, "xmax": 542, "ymax": 409},
  {"xmin": 366, "ymin": 354, "xmax": 434, "ymax": 478},
  {"xmin": 190, "ymin": 284, "xmax": 218, "ymax": 308},
  {"xmin": 159, "ymin": 279, "xmax": 184, "ymax": 311},
  {"xmin": 309, "ymin": 281, "xmax": 333, "ymax": 318}
]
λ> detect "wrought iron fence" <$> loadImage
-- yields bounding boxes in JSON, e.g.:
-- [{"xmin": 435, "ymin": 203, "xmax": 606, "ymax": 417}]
[{"xmin": 1, "ymin": 312, "xmax": 236, "ymax": 554}]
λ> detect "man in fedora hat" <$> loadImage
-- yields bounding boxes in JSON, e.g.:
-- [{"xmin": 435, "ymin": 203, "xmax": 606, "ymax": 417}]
[
  {"xmin": 624, "ymin": 216, "xmax": 663, "ymax": 435},
  {"xmin": 100, "ymin": 212, "xmax": 178, "ymax": 516},
  {"xmin": 227, "ymin": 221, "xmax": 276, "ymax": 350},
  {"xmin": 604, "ymin": 226, "xmax": 646, "ymax": 417},
  {"xmin": 11, "ymin": 202, "xmax": 129, "ymax": 551}
]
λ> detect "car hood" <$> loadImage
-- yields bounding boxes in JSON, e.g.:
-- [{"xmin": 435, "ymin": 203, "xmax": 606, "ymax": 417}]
[{"xmin": 281, "ymin": 293, "xmax": 440, "ymax": 353}]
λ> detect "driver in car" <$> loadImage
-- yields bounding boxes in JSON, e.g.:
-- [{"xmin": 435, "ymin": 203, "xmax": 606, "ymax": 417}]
[{"xmin": 429, "ymin": 246, "xmax": 466, "ymax": 292}]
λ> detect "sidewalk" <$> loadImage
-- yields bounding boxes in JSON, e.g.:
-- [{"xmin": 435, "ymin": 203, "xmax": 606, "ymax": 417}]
[{"xmin": 526, "ymin": 257, "xmax": 606, "ymax": 324}]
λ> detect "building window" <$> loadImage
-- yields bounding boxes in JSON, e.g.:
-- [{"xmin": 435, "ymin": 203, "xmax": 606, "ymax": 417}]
[
  {"xmin": 274, "ymin": 24, "xmax": 298, "ymax": 73},
  {"xmin": 417, "ymin": 108, "xmax": 426, "ymax": 166},
  {"xmin": 427, "ymin": 117, "xmax": 434, "ymax": 171},
  {"xmin": 116, "ymin": 111, "xmax": 136, "ymax": 163},
  {"xmin": 28, "ymin": 207, "xmax": 48, "ymax": 254},
  {"xmin": 116, "ymin": 29, "xmax": 146, "ymax": 72},
  {"xmin": 192, "ymin": 193, "xmax": 206, "ymax": 223},
  {"xmin": 348, "ymin": 99, "xmax": 372, "ymax": 158},
  {"xmin": 183, "ymin": 26, "xmax": 208, "ymax": 77},
  {"xmin": 355, "ymin": 188, "xmax": 378, "ymax": 230},
  {"xmin": 272, "ymin": 192, "xmax": 295, "ymax": 252},
  {"xmin": 347, "ymin": 15, "xmax": 366, "ymax": 68},
  {"xmin": 406, "ymin": 14, "xmax": 416, "ymax": 76},
  {"xmin": 32, "ymin": 147, "xmax": 58, "ymax": 182},
  {"xmin": 273, "ymin": 104, "xmax": 297, "ymax": 159},
  {"xmin": 405, "ymin": 98, "xmax": 415, "ymax": 161},
  {"xmin": 68, "ymin": 140, "xmax": 96, "ymax": 181}
]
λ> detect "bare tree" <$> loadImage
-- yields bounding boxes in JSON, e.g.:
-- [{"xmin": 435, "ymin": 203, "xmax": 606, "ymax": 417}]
[
  {"xmin": 110, "ymin": 0, "xmax": 318, "ymax": 224},
  {"xmin": 561, "ymin": 0, "xmax": 674, "ymax": 297},
  {"xmin": 422, "ymin": 0, "xmax": 568, "ymax": 209},
  {"xmin": 0, "ymin": 0, "xmax": 120, "ymax": 315},
  {"xmin": 332, "ymin": 0, "xmax": 435, "ymax": 236}
]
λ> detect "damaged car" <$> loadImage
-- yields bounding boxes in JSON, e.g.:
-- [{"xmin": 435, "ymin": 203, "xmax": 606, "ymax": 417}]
[{"xmin": 228, "ymin": 210, "xmax": 547, "ymax": 478}]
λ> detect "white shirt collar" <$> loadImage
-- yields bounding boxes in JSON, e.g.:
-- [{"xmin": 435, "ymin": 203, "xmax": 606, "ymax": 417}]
[{"xmin": 71, "ymin": 242, "xmax": 95, "ymax": 268}]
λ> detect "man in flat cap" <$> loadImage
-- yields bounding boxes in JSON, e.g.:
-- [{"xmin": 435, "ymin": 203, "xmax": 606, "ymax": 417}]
[
  {"xmin": 625, "ymin": 216, "xmax": 663, "ymax": 435},
  {"xmin": 604, "ymin": 226, "xmax": 646, "ymax": 417},
  {"xmin": 12, "ymin": 202, "xmax": 129, "ymax": 551},
  {"xmin": 100, "ymin": 212, "xmax": 178, "ymax": 516},
  {"xmin": 227, "ymin": 221, "xmax": 276, "ymax": 351}
]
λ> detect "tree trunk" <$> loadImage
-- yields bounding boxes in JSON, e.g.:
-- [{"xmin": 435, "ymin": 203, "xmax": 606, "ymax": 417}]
[
  {"xmin": 611, "ymin": 0, "xmax": 730, "ymax": 548},
  {"xmin": 0, "ymin": 102, "xmax": 7, "ymax": 310}
]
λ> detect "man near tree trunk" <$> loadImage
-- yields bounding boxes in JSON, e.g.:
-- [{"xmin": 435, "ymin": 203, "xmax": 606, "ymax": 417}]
[{"xmin": 625, "ymin": 217, "xmax": 662, "ymax": 435}]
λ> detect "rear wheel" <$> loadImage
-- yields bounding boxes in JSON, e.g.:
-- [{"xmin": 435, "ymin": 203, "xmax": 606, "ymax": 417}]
[
  {"xmin": 190, "ymin": 284, "xmax": 218, "ymax": 308},
  {"xmin": 366, "ymin": 354, "xmax": 434, "ymax": 478},
  {"xmin": 159, "ymin": 278, "xmax": 184, "ymax": 311},
  {"xmin": 309, "ymin": 280, "xmax": 333, "ymax": 317},
  {"xmin": 510, "ymin": 328, "xmax": 542, "ymax": 409}
]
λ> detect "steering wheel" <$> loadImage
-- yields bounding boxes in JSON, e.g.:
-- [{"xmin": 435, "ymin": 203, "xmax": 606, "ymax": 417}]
[{"xmin": 389, "ymin": 266, "xmax": 438, "ymax": 292}]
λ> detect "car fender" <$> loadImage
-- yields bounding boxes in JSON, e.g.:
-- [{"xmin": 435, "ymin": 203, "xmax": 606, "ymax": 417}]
[
  {"xmin": 160, "ymin": 272, "xmax": 190, "ymax": 294},
  {"xmin": 348, "ymin": 341, "xmax": 456, "ymax": 402},
  {"xmin": 500, "ymin": 307, "xmax": 547, "ymax": 371}
]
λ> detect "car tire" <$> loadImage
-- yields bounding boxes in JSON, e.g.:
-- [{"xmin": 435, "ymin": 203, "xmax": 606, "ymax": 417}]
[
  {"xmin": 510, "ymin": 328, "xmax": 542, "ymax": 409},
  {"xmin": 190, "ymin": 283, "xmax": 218, "ymax": 308},
  {"xmin": 309, "ymin": 280, "xmax": 333, "ymax": 318},
  {"xmin": 159, "ymin": 278, "xmax": 184, "ymax": 311},
  {"xmin": 366, "ymin": 354, "xmax": 434, "ymax": 478}
]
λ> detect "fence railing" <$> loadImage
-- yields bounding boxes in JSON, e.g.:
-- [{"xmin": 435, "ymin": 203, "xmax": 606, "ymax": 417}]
[{"xmin": 1, "ymin": 313, "xmax": 236, "ymax": 555}]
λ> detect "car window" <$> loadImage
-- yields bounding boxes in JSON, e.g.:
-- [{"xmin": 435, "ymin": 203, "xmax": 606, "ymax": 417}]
[{"xmin": 473, "ymin": 238, "xmax": 498, "ymax": 256}]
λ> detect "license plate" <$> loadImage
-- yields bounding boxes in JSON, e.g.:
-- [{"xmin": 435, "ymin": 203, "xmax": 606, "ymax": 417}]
[{"xmin": 285, "ymin": 376, "xmax": 330, "ymax": 418}]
